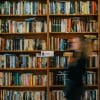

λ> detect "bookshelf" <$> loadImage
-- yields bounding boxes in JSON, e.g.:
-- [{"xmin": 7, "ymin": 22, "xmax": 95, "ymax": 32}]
[{"xmin": 0, "ymin": 0, "xmax": 99, "ymax": 100}]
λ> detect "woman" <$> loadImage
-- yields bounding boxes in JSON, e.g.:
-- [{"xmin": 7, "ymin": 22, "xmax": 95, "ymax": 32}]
[{"xmin": 63, "ymin": 36, "xmax": 88, "ymax": 100}]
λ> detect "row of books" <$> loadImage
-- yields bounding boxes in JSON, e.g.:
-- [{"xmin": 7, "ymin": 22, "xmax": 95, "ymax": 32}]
[
  {"xmin": 49, "ymin": 0, "xmax": 97, "ymax": 14},
  {"xmin": 87, "ymin": 53, "xmax": 98, "ymax": 68},
  {"xmin": 0, "ymin": 19, "xmax": 47, "ymax": 33},
  {"xmin": 83, "ymin": 71, "xmax": 97, "ymax": 85},
  {"xmin": 49, "ymin": 70, "xmax": 97, "ymax": 86},
  {"xmin": 51, "ymin": 89, "xmax": 97, "ymax": 100},
  {"xmin": 0, "ymin": 72, "xmax": 47, "ymax": 86},
  {"xmin": 0, "ymin": 54, "xmax": 48, "ymax": 68},
  {"xmin": 49, "ymin": 71, "xmax": 68, "ymax": 85},
  {"xmin": 0, "ymin": 89, "xmax": 97, "ymax": 100},
  {"xmin": 0, "ymin": 1, "xmax": 47, "ymax": 15},
  {"xmin": 0, "ymin": 90, "xmax": 47, "ymax": 100},
  {"xmin": 84, "ymin": 89, "xmax": 97, "ymax": 100},
  {"xmin": 49, "ymin": 56, "xmax": 68, "ymax": 68},
  {"xmin": 0, "ymin": 38, "xmax": 46, "ymax": 51},
  {"xmin": 49, "ymin": 37, "xmax": 70, "ymax": 51},
  {"xmin": 0, "ymin": 17, "xmax": 98, "ymax": 33},
  {"xmin": 2, "ymin": 36, "xmax": 98, "ymax": 52},
  {"xmin": 0, "ymin": 53, "xmax": 98, "ymax": 68},
  {"xmin": 49, "ymin": 36, "xmax": 98, "ymax": 52},
  {"xmin": 51, "ymin": 90, "xmax": 64, "ymax": 100},
  {"xmin": 50, "ymin": 17, "xmax": 98, "ymax": 32},
  {"xmin": 0, "ymin": 0, "xmax": 97, "ymax": 15},
  {"xmin": 87, "ymin": 39, "xmax": 98, "ymax": 51}
]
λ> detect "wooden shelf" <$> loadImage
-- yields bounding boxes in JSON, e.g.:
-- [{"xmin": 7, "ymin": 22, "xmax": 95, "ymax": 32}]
[
  {"xmin": 50, "ymin": 85, "xmax": 63, "ymax": 90},
  {"xmin": 49, "ymin": 85, "xmax": 98, "ymax": 90},
  {"xmin": 86, "ymin": 67, "xmax": 98, "ymax": 71},
  {"xmin": 0, "ymin": 86, "xmax": 47, "ymax": 91},
  {"xmin": 0, "ymin": 0, "xmax": 99, "ymax": 100},
  {"xmin": 49, "ymin": 32, "xmax": 98, "ymax": 35},
  {"xmin": 85, "ymin": 85, "xmax": 98, "ymax": 89},
  {"xmin": 0, "ymin": 14, "xmax": 47, "ymax": 17},
  {"xmin": 0, "ymin": 68, "xmax": 47, "ymax": 74},
  {"xmin": 49, "ymin": 68, "xmax": 64, "ymax": 71},
  {"xmin": 49, "ymin": 14, "xmax": 98, "ymax": 17},
  {"xmin": 0, "ymin": 33, "xmax": 47, "ymax": 35},
  {"xmin": 0, "ymin": 50, "xmax": 41, "ymax": 54}
]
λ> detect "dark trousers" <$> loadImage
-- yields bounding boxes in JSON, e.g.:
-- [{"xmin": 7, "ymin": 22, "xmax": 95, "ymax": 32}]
[
  {"xmin": 64, "ymin": 80, "xmax": 84, "ymax": 100},
  {"xmin": 65, "ymin": 87, "xmax": 82, "ymax": 100}
]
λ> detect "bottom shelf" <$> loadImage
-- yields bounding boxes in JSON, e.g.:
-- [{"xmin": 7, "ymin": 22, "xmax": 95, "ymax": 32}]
[
  {"xmin": 0, "ymin": 87, "xmax": 98, "ymax": 100},
  {"xmin": 0, "ymin": 89, "xmax": 47, "ymax": 100},
  {"xmin": 50, "ymin": 89, "xmax": 98, "ymax": 100}
]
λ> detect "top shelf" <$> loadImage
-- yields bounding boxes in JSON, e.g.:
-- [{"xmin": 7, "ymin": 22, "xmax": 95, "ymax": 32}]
[
  {"xmin": 49, "ymin": 14, "xmax": 98, "ymax": 17},
  {"xmin": 0, "ymin": 15, "xmax": 47, "ymax": 17},
  {"xmin": 0, "ymin": 14, "xmax": 98, "ymax": 17}
]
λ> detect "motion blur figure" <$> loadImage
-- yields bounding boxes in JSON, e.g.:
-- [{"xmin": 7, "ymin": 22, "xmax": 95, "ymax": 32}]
[{"xmin": 63, "ymin": 36, "xmax": 88, "ymax": 100}]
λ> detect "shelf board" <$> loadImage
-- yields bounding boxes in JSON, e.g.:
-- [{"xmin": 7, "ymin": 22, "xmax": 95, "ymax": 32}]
[
  {"xmin": 49, "ymin": 84, "xmax": 98, "ymax": 90},
  {"xmin": 49, "ymin": 14, "xmax": 98, "ymax": 17},
  {"xmin": 0, "ymin": 68, "xmax": 47, "ymax": 71},
  {"xmin": 0, "ymin": 50, "xmax": 41, "ymax": 53},
  {"xmin": 0, "ymin": 86, "xmax": 47, "ymax": 90},
  {"xmin": 49, "ymin": 32, "xmax": 98, "ymax": 35},
  {"xmin": 2, "ymin": 32, "xmax": 97, "ymax": 35},
  {"xmin": 86, "ymin": 67, "xmax": 98, "ymax": 71},
  {"xmin": 50, "ymin": 85, "xmax": 63, "ymax": 90},
  {"xmin": 49, "ymin": 68, "xmax": 64, "ymax": 71},
  {"xmin": 85, "ymin": 85, "xmax": 98, "ymax": 89},
  {"xmin": 0, "ymin": 32, "xmax": 47, "ymax": 35},
  {"xmin": 0, "ymin": 33, "xmax": 98, "ymax": 36},
  {"xmin": 0, "ymin": 68, "xmax": 47, "ymax": 74},
  {"xmin": 53, "ymin": 50, "xmax": 99, "ymax": 53},
  {"xmin": 0, "ymin": 14, "xmax": 97, "ymax": 17},
  {"xmin": 0, "ymin": 14, "xmax": 47, "ymax": 17}
]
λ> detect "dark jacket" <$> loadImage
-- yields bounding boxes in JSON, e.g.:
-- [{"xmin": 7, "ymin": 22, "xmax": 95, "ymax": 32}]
[
  {"xmin": 63, "ymin": 51, "xmax": 87, "ymax": 99},
  {"xmin": 67, "ymin": 52, "xmax": 87, "ymax": 84}
]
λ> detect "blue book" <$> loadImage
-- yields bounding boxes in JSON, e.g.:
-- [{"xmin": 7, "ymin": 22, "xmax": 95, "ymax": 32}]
[
  {"xmin": 59, "ymin": 39, "xmax": 64, "ymax": 51},
  {"xmin": 22, "ymin": 56, "xmax": 26, "ymax": 67},
  {"xmin": 60, "ymin": 2, "xmax": 65, "ymax": 14},
  {"xmin": 50, "ymin": 2, "xmax": 53, "ymax": 14},
  {"xmin": 9, "ymin": 90, "xmax": 13, "ymax": 100},
  {"xmin": 33, "ymin": 1, "xmax": 38, "ymax": 14}
]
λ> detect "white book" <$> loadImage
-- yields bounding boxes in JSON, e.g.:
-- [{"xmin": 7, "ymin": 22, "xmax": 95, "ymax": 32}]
[
  {"xmin": 24, "ymin": 1, "xmax": 30, "ymax": 15},
  {"xmin": 35, "ymin": 92, "xmax": 40, "ymax": 100},
  {"xmin": 0, "ymin": 72, "xmax": 3, "ymax": 86},
  {"xmin": 44, "ymin": 21, "xmax": 47, "ymax": 32},
  {"xmin": 57, "ymin": 2, "xmax": 60, "ymax": 14},
  {"xmin": 12, "ymin": 21, "xmax": 16, "ymax": 33},
  {"xmin": 65, "ymin": 1, "xmax": 70, "ymax": 14},
  {"xmin": 20, "ymin": 1, "xmax": 24, "ymax": 15},
  {"xmin": 0, "ymin": 19, "xmax": 1, "ymax": 33},
  {"xmin": 13, "ymin": 2, "xmax": 15, "ymax": 15},
  {"xmin": 16, "ymin": 22, "xmax": 23, "ymax": 33},
  {"xmin": 24, "ymin": 39, "xmax": 28, "ymax": 50},
  {"xmin": 36, "ymin": 21, "xmax": 42, "ymax": 32},
  {"xmin": 28, "ymin": 39, "xmax": 33, "ymax": 50},
  {"xmin": 32, "ymin": 57, "xmax": 36, "ymax": 68},
  {"xmin": 30, "ymin": 2, "xmax": 33, "ymax": 15},
  {"xmin": 4, "ymin": 55, "xmax": 7, "ymax": 69},
  {"xmin": 61, "ymin": 19, "xmax": 66, "ymax": 32},
  {"xmin": 26, "ymin": 21, "xmax": 29, "ymax": 33},
  {"xmin": 17, "ymin": 1, "xmax": 21, "ymax": 15}
]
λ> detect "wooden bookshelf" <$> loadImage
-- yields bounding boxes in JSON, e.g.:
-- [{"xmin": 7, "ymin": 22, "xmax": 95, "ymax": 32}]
[{"xmin": 0, "ymin": 0, "xmax": 99, "ymax": 100}]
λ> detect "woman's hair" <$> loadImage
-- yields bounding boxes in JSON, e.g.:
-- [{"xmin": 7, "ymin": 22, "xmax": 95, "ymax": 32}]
[{"xmin": 72, "ymin": 36, "xmax": 88, "ymax": 58}]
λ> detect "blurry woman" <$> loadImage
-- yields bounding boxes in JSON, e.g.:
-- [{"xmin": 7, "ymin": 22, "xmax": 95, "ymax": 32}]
[{"xmin": 63, "ymin": 36, "xmax": 88, "ymax": 100}]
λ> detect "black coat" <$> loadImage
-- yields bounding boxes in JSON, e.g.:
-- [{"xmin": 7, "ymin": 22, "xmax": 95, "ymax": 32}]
[{"xmin": 63, "ymin": 51, "xmax": 87, "ymax": 100}]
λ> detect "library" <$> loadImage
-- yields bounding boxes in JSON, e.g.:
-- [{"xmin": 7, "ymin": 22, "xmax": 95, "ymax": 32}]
[{"xmin": 0, "ymin": 0, "xmax": 99, "ymax": 100}]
